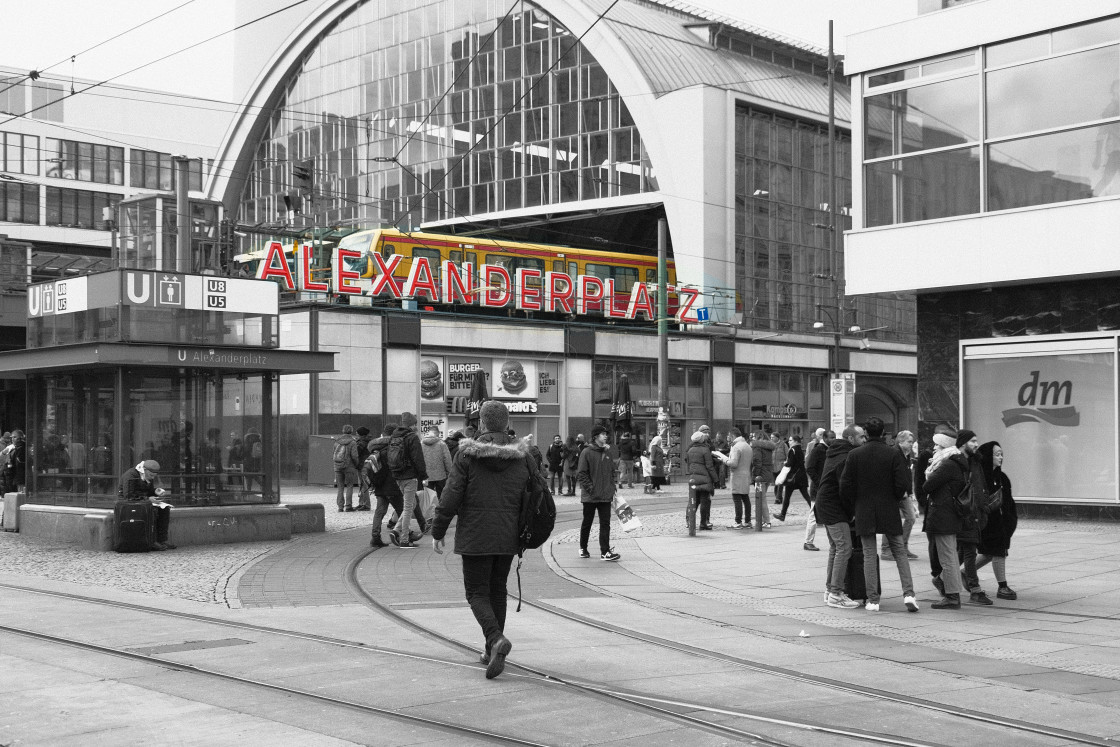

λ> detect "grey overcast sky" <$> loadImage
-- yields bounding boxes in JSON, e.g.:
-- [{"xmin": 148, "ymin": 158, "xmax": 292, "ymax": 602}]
[{"xmin": 1, "ymin": 0, "xmax": 914, "ymax": 102}]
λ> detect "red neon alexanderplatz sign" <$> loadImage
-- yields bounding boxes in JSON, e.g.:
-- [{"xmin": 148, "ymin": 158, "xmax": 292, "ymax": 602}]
[{"xmin": 254, "ymin": 242, "xmax": 701, "ymax": 322}]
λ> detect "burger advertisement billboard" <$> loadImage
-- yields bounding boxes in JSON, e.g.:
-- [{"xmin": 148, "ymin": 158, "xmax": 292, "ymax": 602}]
[
  {"xmin": 493, "ymin": 358, "xmax": 538, "ymax": 399},
  {"xmin": 420, "ymin": 358, "xmax": 444, "ymax": 401}
]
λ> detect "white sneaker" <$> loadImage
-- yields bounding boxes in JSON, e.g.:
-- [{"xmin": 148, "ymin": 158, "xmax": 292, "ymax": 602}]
[
  {"xmin": 904, "ymin": 595, "xmax": 919, "ymax": 612},
  {"xmin": 827, "ymin": 593, "xmax": 861, "ymax": 609},
  {"xmin": 865, "ymin": 601, "xmax": 880, "ymax": 612}
]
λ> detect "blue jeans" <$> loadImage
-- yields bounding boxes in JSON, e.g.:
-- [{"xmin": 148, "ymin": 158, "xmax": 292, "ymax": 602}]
[
  {"xmin": 825, "ymin": 522, "xmax": 852, "ymax": 595},
  {"xmin": 861, "ymin": 533, "xmax": 914, "ymax": 603}
]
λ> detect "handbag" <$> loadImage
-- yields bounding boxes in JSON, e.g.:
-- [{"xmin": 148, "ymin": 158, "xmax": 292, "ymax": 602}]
[
  {"xmin": 775, "ymin": 465, "xmax": 791, "ymax": 485},
  {"xmin": 986, "ymin": 487, "xmax": 1003, "ymax": 513},
  {"xmin": 953, "ymin": 473, "xmax": 974, "ymax": 519}
]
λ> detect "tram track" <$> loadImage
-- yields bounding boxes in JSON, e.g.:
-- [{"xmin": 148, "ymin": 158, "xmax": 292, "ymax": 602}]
[{"xmin": 2, "ymin": 499, "xmax": 1118, "ymax": 746}]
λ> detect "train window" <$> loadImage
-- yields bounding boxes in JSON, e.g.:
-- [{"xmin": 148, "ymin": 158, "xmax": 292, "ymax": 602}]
[
  {"xmin": 552, "ymin": 259, "xmax": 565, "ymax": 273},
  {"xmin": 412, "ymin": 247, "xmax": 441, "ymax": 280},
  {"xmin": 612, "ymin": 266, "xmax": 639, "ymax": 293},
  {"xmin": 567, "ymin": 261, "xmax": 577, "ymax": 277},
  {"xmin": 646, "ymin": 269, "xmax": 655, "ymax": 283},
  {"xmin": 514, "ymin": 257, "xmax": 544, "ymax": 287},
  {"xmin": 585, "ymin": 263, "xmax": 611, "ymax": 280},
  {"xmin": 449, "ymin": 250, "xmax": 462, "ymax": 265},
  {"xmin": 381, "ymin": 242, "xmax": 396, "ymax": 260}
]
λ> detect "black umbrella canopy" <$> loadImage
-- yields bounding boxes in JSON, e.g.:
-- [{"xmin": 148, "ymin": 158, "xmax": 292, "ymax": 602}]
[
  {"xmin": 465, "ymin": 368, "xmax": 488, "ymax": 430},
  {"xmin": 610, "ymin": 374, "xmax": 633, "ymax": 433}
]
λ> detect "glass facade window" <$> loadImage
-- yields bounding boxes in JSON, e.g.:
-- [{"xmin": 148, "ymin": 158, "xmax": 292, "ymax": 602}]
[
  {"xmin": 864, "ymin": 75, "xmax": 979, "ymax": 157},
  {"xmin": 45, "ymin": 187, "xmax": 121, "ymax": 230},
  {"xmin": 43, "ymin": 138, "xmax": 125, "ymax": 185},
  {"xmin": 734, "ymin": 104, "xmax": 912, "ymax": 341},
  {"xmin": 863, "ymin": 13, "xmax": 1120, "ymax": 223},
  {"xmin": 1, "ymin": 131, "xmax": 38, "ymax": 175},
  {"xmin": 27, "ymin": 370, "xmax": 278, "ymax": 507},
  {"xmin": 241, "ymin": 0, "xmax": 657, "ymax": 231},
  {"xmin": 130, "ymin": 149, "xmax": 203, "ymax": 191},
  {"xmin": 865, "ymin": 147, "xmax": 981, "ymax": 226},
  {"xmin": 0, "ymin": 181, "xmax": 39, "ymax": 225}
]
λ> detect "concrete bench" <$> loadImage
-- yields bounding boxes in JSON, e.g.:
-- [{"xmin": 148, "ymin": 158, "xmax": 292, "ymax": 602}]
[{"xmin": 16, "ymin": 502, "xmax": 325, "ymax": 551}]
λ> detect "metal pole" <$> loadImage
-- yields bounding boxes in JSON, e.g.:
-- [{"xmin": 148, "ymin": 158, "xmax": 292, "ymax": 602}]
[
  {"xmin": 173, "ymin": 156, "xmax": 191, "ymax": 274},
  {"xmin": 657, "ymin": 217, "xmax": 670, "ymax": 450},
  {"xmin": 657, "ymin": 217, "xmax": 668, "ymax": 409},
  {"xmin": 827, "ymin": 20, "xmax": 841, "ymax": 375}
]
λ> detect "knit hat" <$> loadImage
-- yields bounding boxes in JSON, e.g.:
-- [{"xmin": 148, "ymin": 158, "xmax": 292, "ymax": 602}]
[
  {"xmin": 698, "ymin": 424, "xmax": 711, "ymax": 433},
  {"xmin": 591, "ymin": 424, "xmax": 609, "ymax": 440},
  {"xmin": 356, "ymin": 426, "xmax": 370, "ymax": 437},
  {"xmin": 691, "ymin": 430, "xmax": 707, "ymax": 443},
  {"xmin": 955, "ymin": 429, "xmax": 977, "ymax": 448},
  {"xmin": 932, "ymin": 433, "xmax": 956, "ymax": 449},
  {"xmin": 479, "ymin": 401, "xmax": 509, "ymax": 433}
]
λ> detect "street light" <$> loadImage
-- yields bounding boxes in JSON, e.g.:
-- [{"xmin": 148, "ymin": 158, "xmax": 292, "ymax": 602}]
[{"xmin": 815, "ymin": 304, "xmax": 844, "ymax": 375}]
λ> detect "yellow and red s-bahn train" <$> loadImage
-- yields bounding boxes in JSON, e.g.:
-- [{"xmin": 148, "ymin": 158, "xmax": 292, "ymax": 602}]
[{"xmin": 341, "ymin": 228, "xmax": 671, "ymax": 291}]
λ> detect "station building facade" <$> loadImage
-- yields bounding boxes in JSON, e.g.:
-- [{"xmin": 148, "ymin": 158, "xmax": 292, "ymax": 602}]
[
  {"xmin": 845, "ymin": 1, "xmax": 1120, "ymax": 510},
  {"xmin": 212, "ymin": 0, "xmax": 919, "ymax": 480}
]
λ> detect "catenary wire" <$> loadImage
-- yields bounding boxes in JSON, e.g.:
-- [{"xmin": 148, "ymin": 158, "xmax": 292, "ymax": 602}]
[
  {"xmin": 0, "ymin": 0, "xmax": 313, "ymax": 128},
  {"xmin": 0, "ymin": 0, "xmax": 200, "ymax": 100}
]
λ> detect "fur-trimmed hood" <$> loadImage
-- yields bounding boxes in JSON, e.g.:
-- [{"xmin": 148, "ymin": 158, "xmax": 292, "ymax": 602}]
[{"xmin": 455, "ymin": 432, "xmax": 531, "ymax": 471}]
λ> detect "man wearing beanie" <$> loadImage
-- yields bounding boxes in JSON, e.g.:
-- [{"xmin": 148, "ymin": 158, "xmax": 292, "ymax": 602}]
[
  {"xmin": 577, "ymin": 424, "xmax": 621, "ymax": 561},
  {"xmin": 431, "ymin": 400, "xmax": 536, "ymax": 679},
  {"xmin": 839, "ymin": 416, "xmax": 918, "ymax": 612}
]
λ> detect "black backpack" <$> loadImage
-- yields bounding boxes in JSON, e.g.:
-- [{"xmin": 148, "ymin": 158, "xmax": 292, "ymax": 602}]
[
  {"xmin": 519, "ymin": 458, "xmax": 556, "ymax": 552},
  {"xmin": 363, "ymin": 448, "xmax": 391, "ymax": 491},
  {"xmin": 386, "ymin": 434, "xmax": 410, "ymax": 476},
  {"xmin": 514, "ymin": 457, "xmax": 557, "ymax": 612}
]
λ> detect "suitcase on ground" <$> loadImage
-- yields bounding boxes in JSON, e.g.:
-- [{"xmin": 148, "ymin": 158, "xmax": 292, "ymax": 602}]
[
  {"xmin": 845, "ymin": 531, "xmax": 880, "ymax": 603},
  {"xmin": 114, "ymin": 500, "xmax": 154, "ymax": 553}
]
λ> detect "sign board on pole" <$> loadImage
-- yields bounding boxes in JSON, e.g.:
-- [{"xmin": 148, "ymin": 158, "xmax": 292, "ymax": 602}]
[
  {"xmin": 696, "ymin": 306, "xmax": 710, "ymax": 323},
  {"xmin": 830, "ymin": 373, "xmax": 856, "ymax": 435}
]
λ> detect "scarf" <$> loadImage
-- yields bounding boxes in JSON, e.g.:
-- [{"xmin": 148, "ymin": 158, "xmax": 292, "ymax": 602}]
[{"xmin": 925, "ymin": 446, "xmax": 960, "ymax": 479}]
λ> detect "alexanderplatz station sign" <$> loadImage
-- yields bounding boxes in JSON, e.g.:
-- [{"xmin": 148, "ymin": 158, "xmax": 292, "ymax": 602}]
[{"xmin": 253, "ymin": 242, "xmax": 704, "ymax": 323}]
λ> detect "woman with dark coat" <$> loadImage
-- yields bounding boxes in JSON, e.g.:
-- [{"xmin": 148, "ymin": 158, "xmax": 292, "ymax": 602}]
[
  {"xmin": 774, "ymin": 435, "xmax": 810, "ymax": 522},
  {"xmin": 686, "ymin": 431, "xmax": 719, "ymax": 530},
  {"xmin": 648, "ymin": 435, "xmax": 666, "ymax": 492},
  {"xmin": 561, "ymin": 436, "xmax": 579, "ymax": 496},
  {"xmin": 977, "ymin": 441, "xmax": 1019, "ymax": 600}
]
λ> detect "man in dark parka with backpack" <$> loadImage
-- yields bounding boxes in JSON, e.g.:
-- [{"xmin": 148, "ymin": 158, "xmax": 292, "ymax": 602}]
[{"xmin": 432, "ymin": 401, "xmax": 534, "ymax": 679}]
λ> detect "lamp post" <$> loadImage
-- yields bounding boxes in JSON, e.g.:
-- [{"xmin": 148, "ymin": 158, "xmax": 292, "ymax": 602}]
[{"xmin": 814, "ymin": 304, "xmax": 843, "ymax": 375}]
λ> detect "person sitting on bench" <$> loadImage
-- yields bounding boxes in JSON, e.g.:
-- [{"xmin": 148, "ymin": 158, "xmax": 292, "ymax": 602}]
[{"xmin": 119, "ymin": 459, "xmax": 175, "ymax": 551}]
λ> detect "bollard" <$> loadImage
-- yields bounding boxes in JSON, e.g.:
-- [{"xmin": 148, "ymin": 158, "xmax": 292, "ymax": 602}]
[
  {"xmin": 686, "ymin": 482, "xmax": 697, "ymax": 536},
  {"xmin": 754, "ymin": 482, "xmax": 764, "ymax": 531}
]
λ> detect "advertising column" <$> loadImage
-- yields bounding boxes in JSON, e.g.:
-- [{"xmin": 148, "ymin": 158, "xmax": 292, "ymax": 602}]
[{"xmin": 830, "ymin": 372, "xmax": 856, "ymax": 435}]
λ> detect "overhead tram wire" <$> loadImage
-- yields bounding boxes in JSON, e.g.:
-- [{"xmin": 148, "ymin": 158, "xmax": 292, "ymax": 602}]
[
  {"xmin": 391, "ymin": 0, "xmax": 623, "ymax": 230},
  {"xmin": 0, "ymin": 0, "xmax": 200, "ymax": 100},
  {"xmin": 0, "ymin": 0, "xmax": 313, "ymax": 128}
]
